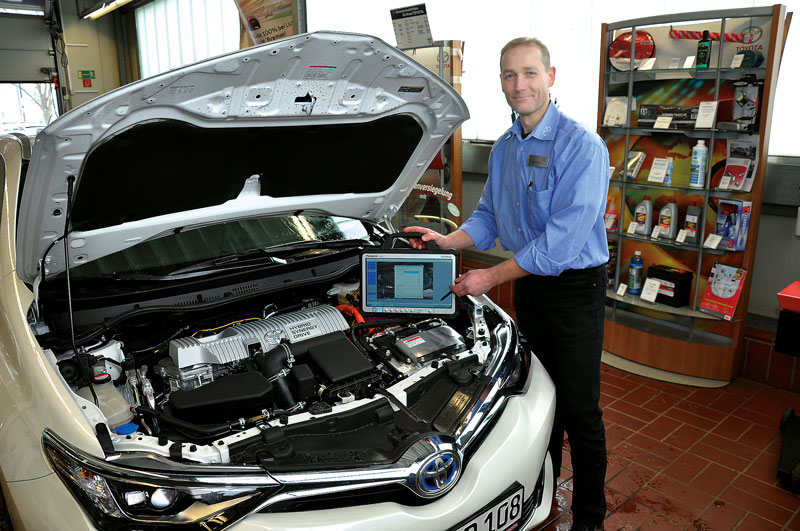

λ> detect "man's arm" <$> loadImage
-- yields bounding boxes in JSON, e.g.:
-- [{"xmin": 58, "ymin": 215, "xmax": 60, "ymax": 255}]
[{"xmin": 402, "ymin": 226, "xmax": 475, "ymax": 251}]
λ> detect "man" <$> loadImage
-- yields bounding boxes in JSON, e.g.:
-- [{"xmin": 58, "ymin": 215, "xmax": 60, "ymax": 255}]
[{"xmin": 404, "ymin": 37, "xmax": 609, "ymax": 531}]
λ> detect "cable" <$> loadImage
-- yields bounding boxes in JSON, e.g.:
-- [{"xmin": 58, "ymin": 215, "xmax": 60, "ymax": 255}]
[{"xmin": 64, "ymin": 175, "xmax": 98, "ymax": 406}]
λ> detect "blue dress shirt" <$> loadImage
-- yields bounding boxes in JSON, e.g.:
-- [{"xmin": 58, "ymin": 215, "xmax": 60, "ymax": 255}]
[{"xmin": 460, "ymin": 103, "xmax": 610, "ymax": 277}]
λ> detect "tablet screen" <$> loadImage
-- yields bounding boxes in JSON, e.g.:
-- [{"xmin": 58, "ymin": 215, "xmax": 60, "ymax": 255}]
[{"xmin": 361, "ymin": 252, "xmax": 457, "ymax": 316}]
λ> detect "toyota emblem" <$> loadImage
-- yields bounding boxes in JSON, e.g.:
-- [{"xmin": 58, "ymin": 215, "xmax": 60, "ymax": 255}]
[{"xmin": 417, "ymin": 451, "xmax": 460, "ymax": 496}]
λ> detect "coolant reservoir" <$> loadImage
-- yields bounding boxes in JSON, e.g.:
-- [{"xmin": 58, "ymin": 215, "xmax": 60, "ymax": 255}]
[{"xmin": 77, "ymin": 381, "xmax": 133, "ymax": 428}]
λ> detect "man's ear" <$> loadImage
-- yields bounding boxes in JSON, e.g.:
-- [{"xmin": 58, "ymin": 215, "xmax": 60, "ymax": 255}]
[{"xmin": 548, "ymin": 66, "xmax": 556, "ymax": 88}]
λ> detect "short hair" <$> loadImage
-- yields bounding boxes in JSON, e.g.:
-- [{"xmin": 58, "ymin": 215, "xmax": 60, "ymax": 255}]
[{"xmin": 500, "ymin": 37, "xmax": 551, "ymax": 70}]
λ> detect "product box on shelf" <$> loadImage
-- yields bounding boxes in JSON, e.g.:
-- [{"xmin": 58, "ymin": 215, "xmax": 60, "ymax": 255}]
[
  {"xmin": 646, "ymin": 264, "xmax": 693, "ymax": 307},
  {"xmin": 715, "ymin": 199, "xmax": 752, "ymax": 251},
  {"xmin": 638, "ymin": 105, "xmax": 699, "ymax": 128}
]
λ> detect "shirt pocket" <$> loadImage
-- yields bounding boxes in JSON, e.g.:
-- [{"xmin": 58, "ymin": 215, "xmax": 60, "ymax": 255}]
[
  {"xmin": 526, "ymin": 187, "xmax": 553, "ymax": 232},
  {"xmin": 525, "ymin": 165, "xmax": 551, "ymax": 192}
]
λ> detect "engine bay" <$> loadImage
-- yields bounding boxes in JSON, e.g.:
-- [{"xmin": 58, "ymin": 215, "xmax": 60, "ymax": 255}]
[{"xmin": 45, "ymin": 278, "xmax": 511, "ymax": 468}]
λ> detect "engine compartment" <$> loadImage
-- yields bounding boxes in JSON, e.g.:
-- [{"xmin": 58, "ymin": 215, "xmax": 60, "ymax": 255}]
[{"xmin": 45, "ymin": 278, "xmax": 509, "ymax": 468}]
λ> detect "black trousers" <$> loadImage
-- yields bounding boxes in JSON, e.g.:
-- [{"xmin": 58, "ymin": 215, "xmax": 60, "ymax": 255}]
[{"xmin": 513, "ymin": 265, "xmax": 607, "ymax": 525}]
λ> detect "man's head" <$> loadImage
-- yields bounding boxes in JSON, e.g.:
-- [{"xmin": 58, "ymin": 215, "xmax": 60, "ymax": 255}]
[{"xmin": 499, "ymin": 38, "xmax": 555, "ymax": 131}]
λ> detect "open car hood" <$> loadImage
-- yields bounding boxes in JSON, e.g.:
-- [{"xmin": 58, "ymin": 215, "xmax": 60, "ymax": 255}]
[{"xmin": 17, "ymin": 31, "xmax": 468, "ymax": 283}]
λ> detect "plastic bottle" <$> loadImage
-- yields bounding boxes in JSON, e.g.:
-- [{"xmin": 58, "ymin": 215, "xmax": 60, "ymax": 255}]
[
  {"xmin": 689, "ymin": 140, "xmax": 708, "ymax": 189},
  {"xmin": 628, "ymin": 250, "xmax": 644, "ymax": 294},
  {"xmin": 683, "ymin": 201, "xmax": 703, "ymax": 243},
  {"xmin": 604, "ymin": 199, "xmax": 619, "ymax": 231},
  {"xmin": 658, "ymin": 199, "xmax": 679, "ymax": 239},
  {"xmin": 664, "ymin": 158, "xmax": 674, "ymax": 187},
  {"xmin": 634, "ymin": 195, "xmax": 653, "ymax": 235},
  {"xmin": 696, "ymin": 30, "xmax": 712, "ymax": 68}
]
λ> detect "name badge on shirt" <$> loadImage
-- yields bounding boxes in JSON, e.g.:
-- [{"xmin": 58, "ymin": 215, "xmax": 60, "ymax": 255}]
[{"xmin": 528, "ymin": 155, "xmax": 549, "ymax": 168}]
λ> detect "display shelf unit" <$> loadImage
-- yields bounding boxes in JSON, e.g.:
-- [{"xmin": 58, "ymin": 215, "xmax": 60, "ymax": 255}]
[{"xmin": 598, "ymin": 5, "xmax": 790, "ymax": 382}]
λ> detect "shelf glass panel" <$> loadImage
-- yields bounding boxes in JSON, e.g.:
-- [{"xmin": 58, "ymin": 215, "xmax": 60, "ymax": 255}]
[
  {"xmin": 608, "ymin": 66, "xmax": 766, "ymax": 83},
  {"xmin": 605, "ymin": 306, "xmax": 733, "ymax": 347},
  {"xmin": 605, "ymin": 231, "xmax": 725, "ymax": 255},
  {"xmin": 606, "ymin": 288, "xmax": 721, "ymax": 320},
  {"xmin": 602, "ymin": 126, "xmax": 748, "ymax": 139}
]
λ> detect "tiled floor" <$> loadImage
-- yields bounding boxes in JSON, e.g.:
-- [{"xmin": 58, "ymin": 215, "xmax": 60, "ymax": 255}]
[
  {"xmin": 536, "ymin": 363, "xmax": 800, "ymax": 530},
  {"xmin": 1, "ymin": 364, "xmax": 798, "ymax": 531}
]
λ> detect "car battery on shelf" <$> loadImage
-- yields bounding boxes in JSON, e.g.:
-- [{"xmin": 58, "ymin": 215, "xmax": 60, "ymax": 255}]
[{"xmin": 646, "ymin": 264, "xmax": 693, "ymax": 307}]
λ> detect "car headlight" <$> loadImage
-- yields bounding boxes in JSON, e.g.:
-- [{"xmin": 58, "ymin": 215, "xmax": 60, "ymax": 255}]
[{"xmin": 43, "ymin": 429, "xmax": 278, "ymax": 529}]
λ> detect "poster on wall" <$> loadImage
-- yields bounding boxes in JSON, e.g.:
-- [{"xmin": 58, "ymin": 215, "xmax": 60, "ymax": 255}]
[{"xmin": 234, "ymin": 0, "xmax": 298, "ymax": 48}]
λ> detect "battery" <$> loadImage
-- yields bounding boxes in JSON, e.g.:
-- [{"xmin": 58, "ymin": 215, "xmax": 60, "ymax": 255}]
[
  {"xmin": 646, "ymin": 265, "xmax": 693, "ymax": 307},
  {"xmin": 392, "ymin": 323, "xmax": 467, "ymax": 364}
]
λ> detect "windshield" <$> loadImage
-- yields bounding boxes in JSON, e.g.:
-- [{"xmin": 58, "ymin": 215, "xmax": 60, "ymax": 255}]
[{"xmin": 67, "ymin": 214, "xmax": 370, "ymax": 278}]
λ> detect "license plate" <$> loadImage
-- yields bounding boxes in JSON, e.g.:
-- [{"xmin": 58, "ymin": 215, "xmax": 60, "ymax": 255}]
[{"xmin": 453, "ymin": 483, "xmax": 524, "ymax": 531}]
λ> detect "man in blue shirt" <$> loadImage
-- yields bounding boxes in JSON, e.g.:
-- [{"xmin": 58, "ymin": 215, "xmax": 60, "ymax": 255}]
[{"xmin": 405, "ymin": 37, "xmax": 609, "ymax": 530}]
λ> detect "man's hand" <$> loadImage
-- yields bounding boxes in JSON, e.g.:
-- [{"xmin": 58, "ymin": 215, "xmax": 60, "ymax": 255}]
[
  {"xmin": 402, "ymin": 226, "xmax": 448, "ymax": 250},
  {"xmin": 451, "ymin": 268, "xmax": 497, "ymax": 297},
  {"xmin": 450, "ymin": 259, "xmax": 530, "ymax": 297}
]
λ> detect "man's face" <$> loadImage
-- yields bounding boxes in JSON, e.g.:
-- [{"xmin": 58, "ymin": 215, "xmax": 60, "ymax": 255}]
[{"xmin": 500, "ymin": 45, "xmax": 555, "ymax": 122}]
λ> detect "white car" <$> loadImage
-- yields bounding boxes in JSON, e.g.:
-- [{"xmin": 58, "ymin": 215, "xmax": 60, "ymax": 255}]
[{"xmin": 0, "ymin": 31, "xmax": 555, "ymax": 530}]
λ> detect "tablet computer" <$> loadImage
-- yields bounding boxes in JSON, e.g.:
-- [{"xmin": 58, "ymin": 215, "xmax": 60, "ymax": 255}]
[{"xmin": 360, "ymin": 251, "xmax": 458, "ymax": 316}]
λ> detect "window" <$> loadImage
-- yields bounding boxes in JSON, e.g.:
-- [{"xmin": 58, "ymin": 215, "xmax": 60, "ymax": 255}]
[
  {"xmin": 135, "ymin": 0, "xmax": 241, "ymax": 79},
  {"xmin": 306, "ymin": 0, "xmax": 798, "ymax": 156},
  {"xmin": 0, "ymin": 82, "xmax": 58, "ymax": 135}
]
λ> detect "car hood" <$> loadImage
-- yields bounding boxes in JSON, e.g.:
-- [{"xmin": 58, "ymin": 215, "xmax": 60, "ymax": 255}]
[{"xmin": 17, "ymin": 31, "xmax": 468, "ymax": 283}]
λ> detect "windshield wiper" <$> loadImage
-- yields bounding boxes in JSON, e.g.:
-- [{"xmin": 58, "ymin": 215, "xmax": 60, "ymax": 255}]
[{"xmin": 164, "ymin": 238, "xmax": 373, "ymax": 277}]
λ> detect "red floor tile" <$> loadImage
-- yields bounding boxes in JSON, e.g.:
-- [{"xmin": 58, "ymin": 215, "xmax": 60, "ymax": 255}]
[
  {"xmin": 604, "ymin": 498, "xmax": 656, "ymax": 530},
  {"xmin": 731, "ymin": 474, "xmax": 800, "ymax": 511},
  {"xmin": 639, "ymin": 416, "xmax": 681, "ymax": 442},
  {"xmin": 633, "ymin": 485, "xmax": 705, "ymax": 523},
  {"xmin": 689, "ymin": 442, "xmax": 753, "ymax": 472},
  {"xmin": 605, "ymin": 422, "xmax": 635, "ymax": 451},
  {"xmin": 707, "ymin": 390, "xmax": 744, "ymax": 414},
  {"xmin": 639, "ymin": 512, "xmax": 688, "ymax": 530},
  {"xmin": 604, "ymin": 487, "xmax": 628, "ymax": 513},
  {"xmin": 646, "ymin": 474, "xmax": 715, "ymax": 511},
  {"xmin": 734, "ymin": 404, "xmax": 783, "ymax": 428},
  {"xmin": 664, "ymin": 406, "xmax": 719, "ymax": 432},
  {"xmin": 692, "ymin": 499, "xmax": 747, "ymax": 530},
  {"xmin": 608, "ymin": 401, "xmax": 659, "ymax": 423},
  {"xmin": 710, "ymin": 414, "xmax": 754, "ymax": 441},
  {"xmin": 613, "ymin": 442, "xmax": 673, "ymax": 472},
  {"xmin": 663, "ymin": 424, "xmax": 706, "ymax": 450},
  {"xmin": 601, "ymin": 379, "xmax": 630, "ymax": 398},
  {"xmin": 700, "ymin": 432, "xmax": 761, "ymax": 461},
  {"xmin": 640, "ymin": 392, "xmax": 682, "ymax": 414},
  {"xmin": 605, "ymin": 451, "xmax": 632, "ymax": 482},
  {"xmin": 743, "ymin": 450, "xmax": 782, "ymax": 484},
  {"xmin": 720, "ymin": 485, "xmax": 795, "ymax": 526},
  {"xmin": 735, "ymin": 512, "xmax": 783, "ymax": 530},
  {"xmin": 602, "ymin": 372, "xmax": 641, "ymax": 391},
  {"xmin": 689, "ymin": 463, "xmax": 738, "ymax": 497},
  {"xmin": 662, "ymin": 452, "xmax": 709, "ymax": 484},
  {"xmin": 624, "ymin": 433, "xmax": 681, "ymax": 462},
  {"xmin": 646, "ymin": 380, "xmax": 693, "ymax": 398},
  {"xmin": 787, "ymin": 509, "xmax": 800, "ymax": 531},
  {"xmin": 603, "ymin": 408, "xmax": 647, "ymax": 432},
  {"xmin": 622, "ymin": 386, "xmax": 660, "ymax": 406},
  {"xmin": 737, "ymin": 423, "xmax": 778, "ymax": 451},
  {"xmin": 605, "ymin": 462, "xmax": 656, "ymax": 496}
]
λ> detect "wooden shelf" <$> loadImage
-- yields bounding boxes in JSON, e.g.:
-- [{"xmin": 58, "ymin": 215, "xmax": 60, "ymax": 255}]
[{"xmin": 606, "ymin": 288, "xmax": 721, "ymax": 320}]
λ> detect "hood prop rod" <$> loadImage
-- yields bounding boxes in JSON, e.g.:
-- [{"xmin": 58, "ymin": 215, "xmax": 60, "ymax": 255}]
[{"xmin": 64, "ymin": 175, "xmax": 98, "ymax": 406}]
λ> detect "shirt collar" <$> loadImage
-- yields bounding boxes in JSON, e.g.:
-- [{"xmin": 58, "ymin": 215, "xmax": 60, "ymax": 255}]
[{"xmin": 507, "ymin": 103, "xmax": 560, "ymax": 142}]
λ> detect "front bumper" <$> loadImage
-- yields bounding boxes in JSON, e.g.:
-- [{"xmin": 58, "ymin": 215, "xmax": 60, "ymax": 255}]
[{"xmin": 231, "ymin": 354, "xmax": 556, "ymax": 531}]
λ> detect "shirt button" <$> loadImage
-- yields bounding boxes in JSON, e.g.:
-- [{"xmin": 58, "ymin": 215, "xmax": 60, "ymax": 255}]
[
  {"xmin": 516, "ymin": 202, "xmax": 520, "ymax": 206},
  {"xmin": 517, "ymin": 227, "xmax": 522, "ymax": 232}
]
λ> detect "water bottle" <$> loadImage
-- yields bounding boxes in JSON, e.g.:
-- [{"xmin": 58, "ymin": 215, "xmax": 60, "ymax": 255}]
[
  {"xmin": 689, "ymin": 140, "xmax": 708, "ymax": 189},
  {"xmin": 628, "ymin": 250, "xmax": 644, "ymax": 294}
]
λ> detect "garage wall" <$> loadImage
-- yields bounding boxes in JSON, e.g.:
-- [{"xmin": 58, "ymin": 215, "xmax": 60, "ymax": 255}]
[
  {"xmin": 57, "ymin": 0, "xmax": 120, "ymax": 110},
  {"xmin": 0, "ymin": 14, "xmax": 54, "ymax": 82}
]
